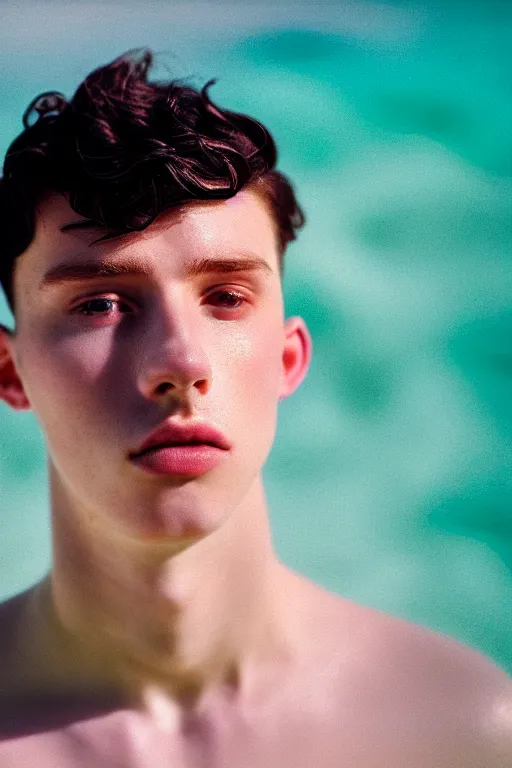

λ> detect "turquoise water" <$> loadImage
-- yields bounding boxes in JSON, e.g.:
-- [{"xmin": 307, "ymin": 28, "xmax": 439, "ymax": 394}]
[{"xmin": 0, "ymin": 1, "xmax": 510, "ymax": 672}]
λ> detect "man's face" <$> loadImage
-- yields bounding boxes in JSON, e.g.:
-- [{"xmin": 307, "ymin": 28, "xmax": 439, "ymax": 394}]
[{"xmin": 7, "ymin": 189, "xmax": 311, "ymax": 540}]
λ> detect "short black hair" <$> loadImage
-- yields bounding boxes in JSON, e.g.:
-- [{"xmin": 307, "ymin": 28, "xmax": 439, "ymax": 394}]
[{"xmin": 0, "ymin": 48, "xmax": 305, "ymax": 313}]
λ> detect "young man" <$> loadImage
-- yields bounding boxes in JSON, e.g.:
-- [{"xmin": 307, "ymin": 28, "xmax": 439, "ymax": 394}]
[{"xmin": 0, "ymin": 50, "xmax": 510, "ymax": 767}]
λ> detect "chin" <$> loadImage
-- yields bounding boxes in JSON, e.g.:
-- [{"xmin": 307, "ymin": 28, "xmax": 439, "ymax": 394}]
[{"xmin": 118, "ymin": 503, "xmax": 230, "ymax": 544}]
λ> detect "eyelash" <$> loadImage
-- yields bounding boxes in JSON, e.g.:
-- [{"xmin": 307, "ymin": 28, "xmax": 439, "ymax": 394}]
[{"xmin": 73, "ymin": 290, "xmax": 248, "ymax": 317}]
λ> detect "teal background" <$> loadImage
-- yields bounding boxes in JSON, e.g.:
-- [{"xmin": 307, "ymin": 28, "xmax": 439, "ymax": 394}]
[{"xmin": 0, "ymin": 1, "xmax": 510, "ymax": 673}]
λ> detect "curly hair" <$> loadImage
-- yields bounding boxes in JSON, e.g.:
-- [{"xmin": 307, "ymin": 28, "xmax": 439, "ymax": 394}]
[{"xmin": 0, "ymin": 49, "xmax": 305, "ymax": 314}]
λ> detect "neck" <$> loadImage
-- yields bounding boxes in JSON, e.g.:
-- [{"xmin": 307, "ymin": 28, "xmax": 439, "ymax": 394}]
[{"xmin": 41, "ymin": 474, "xmax": 298, "ymax": 712}]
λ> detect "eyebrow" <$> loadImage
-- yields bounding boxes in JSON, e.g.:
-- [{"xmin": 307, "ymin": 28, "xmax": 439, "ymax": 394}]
[{"xmin": 40, "ymin": 254, "xmax": 274, "ymax": 289}]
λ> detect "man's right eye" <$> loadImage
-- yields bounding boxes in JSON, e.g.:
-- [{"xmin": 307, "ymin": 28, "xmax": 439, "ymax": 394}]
[{"xmin": 74, "ymin": 297, "xmax": 132, "ymax": 316}]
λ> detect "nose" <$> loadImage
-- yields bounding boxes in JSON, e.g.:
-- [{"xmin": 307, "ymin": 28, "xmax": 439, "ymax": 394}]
[{"xmin": 136, "ymin": 300, "xmax": 212, "ymax": 403}]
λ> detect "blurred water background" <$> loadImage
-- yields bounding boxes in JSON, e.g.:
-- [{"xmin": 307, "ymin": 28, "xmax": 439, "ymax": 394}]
[{"xmin": 0, "ymin": 0, "xmax": 510, "ymax": 673}]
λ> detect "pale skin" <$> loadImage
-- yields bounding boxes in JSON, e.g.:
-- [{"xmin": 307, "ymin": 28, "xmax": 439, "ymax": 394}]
[{"xmin": 0, "ymin": 189, "xmax": 510, "ymax": 767}]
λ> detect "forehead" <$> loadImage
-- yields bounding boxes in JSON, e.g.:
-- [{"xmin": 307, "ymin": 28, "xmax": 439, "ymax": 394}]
[{"xmin": 17, "ymin": 188, "xmax": 279, "ymax": 287}]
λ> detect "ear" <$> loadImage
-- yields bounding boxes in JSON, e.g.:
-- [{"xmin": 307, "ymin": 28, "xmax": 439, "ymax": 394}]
[
  {"xmin": 0, "ymin": 324, "xmax": 31, "ymax": 410},
  {"xmin": 279, "ymin": 316, "xmax": 313, "ymax": 400}
]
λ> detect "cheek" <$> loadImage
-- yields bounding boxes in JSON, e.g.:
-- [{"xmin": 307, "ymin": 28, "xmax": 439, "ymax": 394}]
[
  {"xmin": 17, "ymin": 334, "xmax": 129, "ymax": 482},
  {"xmin": 17, "ymin": 328, "xmax": 119, "ymax": 436},
  {"xmin": 31, "ymin": 325, "xmax": 123, "ymax": 388},
  {"xmin": 224, "ymin": 322, "xmax": 283, "ymax": 417},
  {"xmin": 53, "ymin": 329, "xmax": 119, "ymax": 377},
  {"xmin": 233, "ymin": 331, "xmax": 283, "ymax": 468}
]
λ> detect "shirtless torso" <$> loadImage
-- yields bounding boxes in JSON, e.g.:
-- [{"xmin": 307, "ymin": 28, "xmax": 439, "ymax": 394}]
[{"xmin": 0, "ymin": 569, "xmax": 510, "ymax": 768}]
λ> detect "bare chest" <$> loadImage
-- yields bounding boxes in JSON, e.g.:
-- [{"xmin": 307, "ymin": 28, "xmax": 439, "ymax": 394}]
[{"xmin": 0, "ymin": 693, "xmax": 462, "ymax": 768}]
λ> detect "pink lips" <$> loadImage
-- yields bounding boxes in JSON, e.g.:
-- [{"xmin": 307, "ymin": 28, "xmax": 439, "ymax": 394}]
[
  {"xmin": 129, "ymin": 421, "xmax": 231, "ymax": 477},
  {"xmin": 131, "ymin": 445, "xmax": 227, "ymax": 476}
]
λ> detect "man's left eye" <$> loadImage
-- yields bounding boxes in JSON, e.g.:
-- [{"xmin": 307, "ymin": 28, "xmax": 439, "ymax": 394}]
[{"xmin": 209, "ymin": 290, "xmax": 246, "ymax": 309}]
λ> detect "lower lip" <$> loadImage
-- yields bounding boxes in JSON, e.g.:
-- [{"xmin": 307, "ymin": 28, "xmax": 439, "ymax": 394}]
[{"xmin": 130, "ymin": 445, "xmax": 228, "ymax": 476}]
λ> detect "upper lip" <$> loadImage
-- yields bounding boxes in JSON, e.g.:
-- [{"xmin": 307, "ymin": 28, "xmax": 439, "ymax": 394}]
[{"xmin": 129, "ymin": 421, "xmax": 231, "ymax": 457}]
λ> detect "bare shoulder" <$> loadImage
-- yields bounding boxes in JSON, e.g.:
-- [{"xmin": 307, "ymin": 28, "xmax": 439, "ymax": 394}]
[
  {"xmin": 291, "ymin": 572, "xmax": 512, "ymax": 767},
  {"xmin": 342, "ymin": 595, "xmax": 511, "ymax": 765},
  {"xmin": 365, "ymin": 606, "xmax": 512, "ymax": 767}
]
